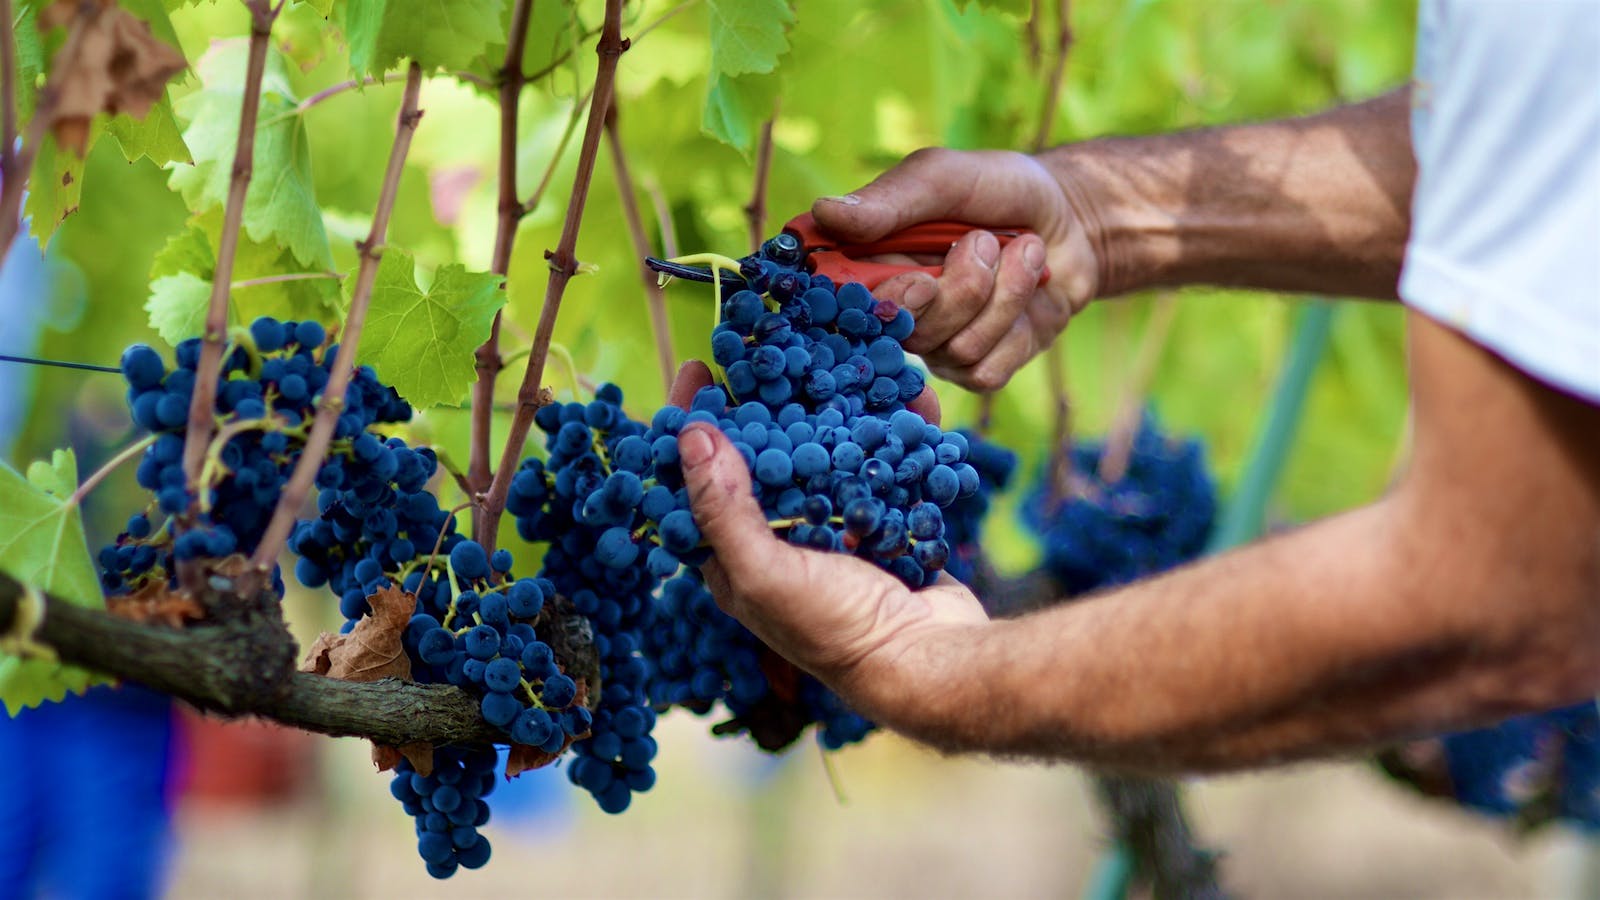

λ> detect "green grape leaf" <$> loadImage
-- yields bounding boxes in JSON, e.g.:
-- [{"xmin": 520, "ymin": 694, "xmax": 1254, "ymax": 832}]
[
  {"xmin": 706, "ymin": 0, "xmax": 794, "ymax": 77},
  {"xmin": 0, "ymin": 451, "xmax": 112, "ymax": 716},
  {"xmin": 702, "ymin": 69, "xmax": 779, "ymax": 156},
  {"xmin": 11, "ymin": 1, "xmax": 44, "ymax": 125},
  {"xmin": 145, "ymin": 272, "xmax": 213, "ymax": 344},
  {"xmin": 357, "ymin": 251, "xmax": 504, "ymax": 409},
  {"xmin": 145, "ymin": 218, "xmax": 341, "ymax": 344},
  {"xmin": 106, "ymin": 94, "xmax": 193, "ymax": 166},
  {"xmin": 343, "ymin": 0, "xmax": 508, "ymax": 77},
  {"xmin": 24, "ymin": 128, "xmax": 96, "ymax": 247},
  {"xmin": 168, "ymin": 43, "xmax": 334, "ymax": 272}
]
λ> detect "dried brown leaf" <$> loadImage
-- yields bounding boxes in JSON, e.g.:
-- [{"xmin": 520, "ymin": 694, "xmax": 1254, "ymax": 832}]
[
  {"xmin": 505, "ymin": 740, "xmax": 571, "ymax": 778},
  {"xmin": 105, "ymin": 579, "xmax": 204, "ymax": 628},
  {"xmin": 371, "ymin": 741, "xmax": 435, "ymax": 776},
  {"xmin": 42, "ymin": 0, "xmax": 188, "ymax": 154},
  {"xmin": 298, "ymin": 585, "xmax": 415, "ymax": 683}
]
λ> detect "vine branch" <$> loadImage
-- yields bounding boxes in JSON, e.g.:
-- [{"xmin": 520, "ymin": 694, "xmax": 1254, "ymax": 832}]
[
  {"xmin": 469, "ymin": 0, "xmax": 536, "ymax": 512},
  {"xmin": 250, "ymin": 62, "xmax": 426, "ymax": 576},
  {"xmin": 478, "ymin": 0, "xmax": 630, "ymax": 553},
  {"xmin": 180, "ymin": 0, "xmax": 280, "ymax": 486},
  {"xmin": 744, "ymin": 110, "xmax": 776, "ymax": 252},
  {"xmin": 1, "ymin": 0, "xmax": 17, "ymax": 180},
  {"xmin": 0, "ymin": 570, "xmax": 522, "ymax": 746},
  {"xmin": 1031, "ymin": 0, "xmax": 1072, "ymax": 153},
  {"xmin": 603, "ymin": 103, "xmax": 675, "ymax": 394}
]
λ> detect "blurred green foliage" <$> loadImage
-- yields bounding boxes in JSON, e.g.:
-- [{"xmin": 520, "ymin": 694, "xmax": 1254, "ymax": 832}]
[{"xmin": 9, "ymin": 0, "xmax": 1417, "ymax": 571}]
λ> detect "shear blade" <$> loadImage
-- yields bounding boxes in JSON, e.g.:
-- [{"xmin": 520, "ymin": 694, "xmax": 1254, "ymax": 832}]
[{"xmin": 644, "ymin": 257, "xmax": 720, "ymax": 283}]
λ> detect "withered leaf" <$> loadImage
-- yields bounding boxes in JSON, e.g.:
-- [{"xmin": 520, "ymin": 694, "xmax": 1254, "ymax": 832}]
[
  {"xmin": 506, "ymin": 740, "xmax": 571, "ymax": 778},
  {"xmin": 299, "ymin": 585, "xmax": 414, "ymax": 683},
  {"xmin": 105, "ymin": 579, "xmax": 204, "ymax": 628},
  {"xmin": 41, "ymin": 0, "xmax": 188, "ymax": 155},
  {"xmin": 372, "ymin": 740, "xmax": 435, "ymax": 776}
]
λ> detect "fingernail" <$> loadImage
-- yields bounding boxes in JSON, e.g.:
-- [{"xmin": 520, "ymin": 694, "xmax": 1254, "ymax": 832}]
[
  {"xmin": 679, "ymin": 425, "xmax": 715, "ymax": 469},
  {"xmin": 820, "ymin": 194, "xmax": 863, "ymax": 206},
  {"xmin": 902, "ymin": 279, "xmax": 937, "ymax": 313},
  {"xmin": 1024, "ymin": 240, "xmax": 1046, "ymax": 271},
  {"xmin": 975, "ymin": 232, "xmax": 1000, "ymax": 268}
]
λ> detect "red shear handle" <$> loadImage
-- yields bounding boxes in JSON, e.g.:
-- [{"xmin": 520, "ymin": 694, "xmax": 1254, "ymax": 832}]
[{"xmin": 784, "ymin": 212, "xmax": 1052, "ymax": 291}]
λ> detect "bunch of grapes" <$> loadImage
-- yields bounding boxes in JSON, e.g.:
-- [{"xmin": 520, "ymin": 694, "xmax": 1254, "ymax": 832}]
[
  {"xmin": 507, "ymin": 385, "xmax": 662, "ymax": 813},
  {"xmin": 1022, "ymin": 414, "xmax": 1216, "ymax": 595},
  {"xmin": 288, "ymin": 434, "xmax": 459, "ymax": 628},
  {"xmin": 97, "ymin": 317, "xmax": 411, "ymax": 597},
  {"xmin": 1427, "ymin": 699, "xmax": 1600, "ymax": 828},
  {"xmin": 388, "ymin": 745, "xmax": 499, "ymax": 879},
  {"xmin": 86, "ymin": 227, "xmax": 1016, "ymax": 877},
  {"xmin": 941, "ymin": 430, "xmax": 1019, "ymax": 585}
]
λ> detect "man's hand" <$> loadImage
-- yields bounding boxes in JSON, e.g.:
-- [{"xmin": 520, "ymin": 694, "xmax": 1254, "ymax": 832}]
[
  {"xmin": 667, "ymin": 362, "xmax": 987, "ymax": 713},
  {"xmin": 814, "ymin": 148, "xmax": 1101, "ymax": 392}
]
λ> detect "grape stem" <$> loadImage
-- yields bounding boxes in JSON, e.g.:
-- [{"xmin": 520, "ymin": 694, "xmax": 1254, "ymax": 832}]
[
  {"xmin": 744, "ymin": 109, "xmax": 777, "ymax": 253},
  {"xmin": 477, "ymin": 0, "xmax": 630, "ymax": 553},
  {"xmin": 1044, "ymin": 338, "xmax": 1076, "ymax": 509},
  {"xmin": 602, "ymin": 104, "xmax": 677, "ymax": 394},
  {"xmin": 66, "ymin": 434, "xmax": 157, "ymax": 509},
  {"xmin": 644, "ymin": 174, "xmax": 681, "ymax": 258},
  {"xmin": 249, "ymin": 62, "xmax": 427, "ymax": 579},
  {"xmin": 1097, "ymin": 294, "xmax": 1179, "ymax": 485},
  {"xmin": 231, "ymin": 271, "xmax": 342, "ymax": 290},
  {"xmin": 468, "ymin": 0, "xmax": 538, "ymax": 504},
  {"xmin": 180, "ymin": 0, "xmax": 282, "ymax": 491}
]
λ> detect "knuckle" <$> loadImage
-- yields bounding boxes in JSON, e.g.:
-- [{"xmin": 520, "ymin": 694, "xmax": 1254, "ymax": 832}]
[
  {"xmin": 903, "ymin": 146, "xmax": 955, "ymax": 170},
  {"xmin": 942, "ymin": 333, "xmax": 988, "ymax": 368},
  {"xmin": 968, "ymin": 366, "xmax": 1011, "ymax": 393}
]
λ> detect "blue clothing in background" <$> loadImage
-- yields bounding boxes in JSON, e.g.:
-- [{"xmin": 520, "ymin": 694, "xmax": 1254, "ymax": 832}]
[{"xmin": 0, "ymin": 218, "xmax": 178, "ymax": 900}]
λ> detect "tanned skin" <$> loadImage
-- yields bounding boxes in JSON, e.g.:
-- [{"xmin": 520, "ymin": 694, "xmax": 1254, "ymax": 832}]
[{"xmin": 667, "ymin": 88, "xmax": 1600, "ymax": 774}]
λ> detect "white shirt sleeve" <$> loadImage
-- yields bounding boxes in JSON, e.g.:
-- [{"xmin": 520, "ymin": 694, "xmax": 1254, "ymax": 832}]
[{"xmin": 1402, "ymin": 0, "xmax": 1600, "ymax": 405}]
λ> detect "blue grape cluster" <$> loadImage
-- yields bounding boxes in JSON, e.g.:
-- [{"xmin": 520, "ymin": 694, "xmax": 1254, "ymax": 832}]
[
  {"xmin": 403, "ymin": 539, "xmax": 590, "ymax": 753},
  {"xmin": 97, "ymin": 317, "xmax": 411, "ymax": 595},
  {"xmin": 388, "ymin": 745, "xmax": 498, "ymax": 879},
  {"xmin": 1431, "ymin": 703, "xmax": 1600, "ymax": 828},
  {"xmin": 642, "ymin": 396, "xmax": 978, "ymax": 588},
  {"xmin": 710, "ymin": 279, "xmax": 923, "ymax": 416},
  {"xmin": 1023, "ymin": 414, "xmax": 1216, "ymax": 595},
  {"xmin": 941, "ymin": 430, "xmax": 1019, "ymax": 584},
  {"xmin": 508, "ymin": 385, "xmax": 662, "ymax": 813},
  {"xmin": 288, "ymin": 435, "xmax": 457, "ymax": 629},
  {"xmin": 614, "ymin": 251, "xmax": 992, "ymax": 752}
]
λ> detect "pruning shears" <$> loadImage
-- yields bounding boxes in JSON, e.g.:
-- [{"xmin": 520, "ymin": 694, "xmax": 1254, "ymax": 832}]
[{"xmin": 647, "ymin": 212, "xmax": 1051, "ymax": 291}]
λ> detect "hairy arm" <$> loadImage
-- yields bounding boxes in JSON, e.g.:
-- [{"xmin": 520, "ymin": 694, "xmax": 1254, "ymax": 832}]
[
  {"xmin": 1054, "ymin": 88, "xmax": 1416, "ymax": 301},
  {"xmin": 844, "ymin": 313, "xmax": 1600, "ymax": 771},
  {"xmin": 818, "ymin": 89, "xmax": 1416, "ymax": 389}
]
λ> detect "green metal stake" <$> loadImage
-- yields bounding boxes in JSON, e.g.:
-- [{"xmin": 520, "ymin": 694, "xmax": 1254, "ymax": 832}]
[{"xmin": 1081, "ymin": 298, "xmax": 1338, "ymax": 900}]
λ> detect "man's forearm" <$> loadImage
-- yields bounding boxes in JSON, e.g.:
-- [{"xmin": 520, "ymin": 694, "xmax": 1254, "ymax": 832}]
[
  {"xmin": 1043, "ymin": 89, "xmax": 1416, "ymax": 301},
  {"xmin": 847, "ymin": 316, "xmax": 1600, "ymax": 772}
]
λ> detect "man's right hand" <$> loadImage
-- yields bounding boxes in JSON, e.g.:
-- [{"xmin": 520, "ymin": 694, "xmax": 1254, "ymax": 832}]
[{"xmin": 812, "ymin": 148, "xmax": 1106, "ymax": 392}]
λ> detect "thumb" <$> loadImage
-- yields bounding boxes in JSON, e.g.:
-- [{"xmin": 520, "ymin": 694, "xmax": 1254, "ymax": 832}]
[
  {"xmin": 812, "ymin": 148, "xmax": 1053, "ymax": 243},
  {"xmin": 812, "ymin": 148, "xmax": 983, "ymax": 242},
  {"xmin": 677, "ymin": 423, "xmax": 796, "ymax": 593}
]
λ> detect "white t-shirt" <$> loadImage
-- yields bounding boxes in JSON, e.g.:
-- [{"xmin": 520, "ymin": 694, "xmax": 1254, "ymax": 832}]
[{"xmin": 1401, "ymin": 0, "xmax": 1600, "ymax": 405}]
